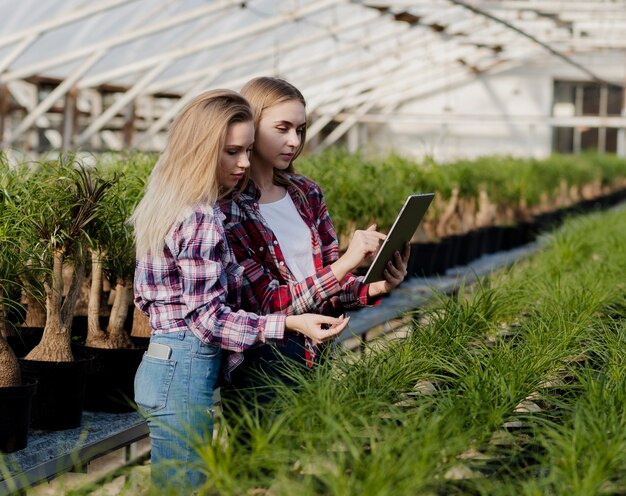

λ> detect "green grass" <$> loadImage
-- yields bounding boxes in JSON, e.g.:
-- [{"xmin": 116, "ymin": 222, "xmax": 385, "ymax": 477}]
[{"xmin": 164, "ymin": 206, "xmax": 626, "ymax": 495}]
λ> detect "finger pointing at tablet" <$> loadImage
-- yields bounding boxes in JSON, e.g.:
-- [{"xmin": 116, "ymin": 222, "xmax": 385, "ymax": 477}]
[{"xmin": 330, "ymin": 225, "xmax": 386, "ymax": 281}]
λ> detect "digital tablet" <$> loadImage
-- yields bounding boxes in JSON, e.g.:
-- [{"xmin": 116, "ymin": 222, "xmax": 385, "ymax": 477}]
[{"xmin": 363, "ymin": 193, "xmax": 435, "ymax": 284}]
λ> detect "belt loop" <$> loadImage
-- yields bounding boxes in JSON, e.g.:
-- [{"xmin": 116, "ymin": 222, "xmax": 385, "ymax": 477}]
[{"xmin": 178, "ymin": 329, "xmax": 186, "ymax": 340}]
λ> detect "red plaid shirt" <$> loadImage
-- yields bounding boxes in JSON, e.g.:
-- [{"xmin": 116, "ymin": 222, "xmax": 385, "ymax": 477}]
[
  {"xmin": 219, "ymin": 174, "xmax": 379, "ymax": 318},
  {"xmin": 134, "ymin": 203, "xmax": 286, "ymax": 378}
]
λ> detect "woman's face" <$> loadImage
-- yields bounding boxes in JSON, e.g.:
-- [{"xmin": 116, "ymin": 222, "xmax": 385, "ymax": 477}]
[
  {"xmin": 253, "ymin": 99, "xmax": 306, "ymax": 170},
  {"xmin": 218, "ymin": 120, "xmax": 254, "ymax": 190}
]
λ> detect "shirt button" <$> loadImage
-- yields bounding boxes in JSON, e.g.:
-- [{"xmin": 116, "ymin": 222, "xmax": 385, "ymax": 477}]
[
  {"xmin": 279, "ymin": 261, "xmax": 285, "ymax": 266},
  {"xmin": 259, "ymin": 246, "xmax": 264, "ymax": 251},
  {"xmin": 273, "ymin": 240, "xmax": 278, "ymax": 245}
]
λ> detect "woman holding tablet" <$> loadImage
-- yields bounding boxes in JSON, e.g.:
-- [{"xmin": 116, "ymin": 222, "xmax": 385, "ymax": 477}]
[
  {"xmin": 130, "ymin": 89, "xmax": 350, "ymax": 492},
  {"xmin": 219, "ymin": 77, "xmax": 410, "ymax": 397}
]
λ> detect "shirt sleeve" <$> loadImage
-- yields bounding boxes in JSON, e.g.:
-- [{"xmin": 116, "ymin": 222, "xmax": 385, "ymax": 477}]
[
  {"xmin": 314, "ymin": 183, "xmax": 382, "ymax": 311},
  {"xmin": 169, "ymin": 210, "xmax": 285, "ymax": 351}
]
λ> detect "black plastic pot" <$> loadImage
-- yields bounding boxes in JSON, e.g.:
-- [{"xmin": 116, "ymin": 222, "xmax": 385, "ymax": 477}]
[
  {"xmin": 534, "ymin": 211, "xmax": 561, "ymax": 234},
  {"xmin": 71, "ymin": 316, "xmax": 109, "ymax": 343},
  {"xmin": 0, "ymin": 380, "xmax": 37, "ymax": 453},
  {"xmin": 455, "ymin": 232, "xmax": 477, "ymax": 267},
  {"xmin": 464, "ymin": 229, "xmax": 484, "ymax": 264},
  {"xmin": 480, "ymin": 226, "xmax": 503, "ymax": 254},
  {"xmin": 73, "ymin": 340, "xmax": 147, "ymax": 413},
  {"xmin": 431, "ymin": 240, "xmax": 450, "ymax": 275},
  {"xmin": 516, "ymin": 221, "xmax": 536, "ymax": 247},
  {"xmin": 71, "ymin": 307, "xmax": 136, "ymax": 342},
  {"xmin": 499, "ymin": 226, "xmax": 519, "ymax": 252},
  {"xmin": 19, "ymin": 356, "xmax": 93, "ymax": 430},
  {"xmin": 410, "ymin": 242, "xmax": 442, "ymax": 277}
]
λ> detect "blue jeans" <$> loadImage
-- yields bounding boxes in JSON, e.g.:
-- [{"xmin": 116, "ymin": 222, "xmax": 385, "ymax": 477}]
[{"xmin": 134, "ymin": 330, "xmax": 221, "ymax": 493}]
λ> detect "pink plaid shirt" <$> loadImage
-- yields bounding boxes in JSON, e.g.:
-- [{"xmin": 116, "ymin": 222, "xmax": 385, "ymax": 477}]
[{"xmin": 134, "ymin": 203, "xmax": 286, "ymax": 377}]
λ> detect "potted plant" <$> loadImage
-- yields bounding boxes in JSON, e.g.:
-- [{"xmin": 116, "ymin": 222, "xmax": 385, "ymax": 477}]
[
  {"xmin": 0, "ymin": 158, "xmax": 37, "ymax": 452},
  {"xmin": 0, "ymin": 241, "xmax": 37, "ymax": 454},
  {"xmin": 74, "ymin": 158, "xmax": 148, "ymax": 412},
  {"xmin": 16, "ymin": 156, "xmax": 113, "ymax": 430}
]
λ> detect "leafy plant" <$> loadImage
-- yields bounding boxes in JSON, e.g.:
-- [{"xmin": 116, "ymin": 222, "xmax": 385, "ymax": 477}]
[{"xmin": 16, "ymin": 156, "xmax": 114, "ymax": 362}]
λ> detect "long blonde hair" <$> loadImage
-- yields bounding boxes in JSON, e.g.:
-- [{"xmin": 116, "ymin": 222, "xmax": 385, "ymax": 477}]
[
  {"xmin": 240, "ymin": 77, "xmax": 306, "ymax": 189},
  {"xmin": 130, "ymin": 89, "xmax": 253, "ymax": 258}
]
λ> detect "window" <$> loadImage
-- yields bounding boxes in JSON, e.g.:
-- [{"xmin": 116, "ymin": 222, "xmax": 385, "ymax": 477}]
[{"xmin": 551, "ymin": 80, "xmax": 623, "ymax": 154}]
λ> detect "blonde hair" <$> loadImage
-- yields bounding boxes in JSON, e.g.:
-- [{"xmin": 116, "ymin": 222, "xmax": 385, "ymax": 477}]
[
  {"xmin": 240, "ymin": 77, "xmax": 306, "ymax": 189},
  {"xmin": 130, "ymin": 89, "xmax": 252, "ymax": 258}
]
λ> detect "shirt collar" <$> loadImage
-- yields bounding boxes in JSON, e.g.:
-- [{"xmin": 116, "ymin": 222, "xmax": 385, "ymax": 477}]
[
  {"xmin": 241, "ymin": 179, "xmax": 261, "ymax": 201},
  {"xmin": 236, "ymin": 175, "xmax": 305, "ymax": 208}
]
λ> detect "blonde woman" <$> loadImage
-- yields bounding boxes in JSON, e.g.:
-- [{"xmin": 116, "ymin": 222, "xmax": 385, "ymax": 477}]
[
  {"xmin": 130, "ymin": 89, "xmax": 349, "ymax": 492},
  {"xmin": 219, "ymin": 77, "xmax": 408, "ymax": 400}
]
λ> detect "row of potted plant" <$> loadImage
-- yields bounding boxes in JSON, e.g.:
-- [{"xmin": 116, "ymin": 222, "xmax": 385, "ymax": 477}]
[
  {"xmin": 0, "ymin": 153, "xmax": 151, "ymax": 452},
  {"xmin": 1, "ymin": 149, "xmax": 625, "ymax": 454},
  {"xmin": 298, "ymin": 150, "xmax": 626, "ymax": 276},
  {"xmin": 299, "ymin": 150, "xmax": 626, "ymax": 240}
]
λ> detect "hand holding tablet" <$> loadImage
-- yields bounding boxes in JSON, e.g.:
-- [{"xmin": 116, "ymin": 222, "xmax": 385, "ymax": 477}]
[{"xmin": 363, "ymin": 193, "xmax": 435, "ymax": 284}]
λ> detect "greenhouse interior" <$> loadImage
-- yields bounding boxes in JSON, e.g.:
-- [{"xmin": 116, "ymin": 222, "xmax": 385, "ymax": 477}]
[{"xmin": 1, "ymin": 0, "xmax": 626, "ymax": 494}]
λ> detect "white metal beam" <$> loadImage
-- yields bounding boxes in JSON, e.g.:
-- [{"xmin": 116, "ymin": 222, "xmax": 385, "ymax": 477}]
[
  {"xmin": 0, "ymin": 0, "xmax": 245, "ymax": 83},
  {"xmin": 306, "ymin": 58, "xmax": 466, "ymax": 143},
  {"xmin": 76, "ymin": 0, "xmax": 346, "ymax": 144},
  {"xmin": 302, "ymin": 36, "xmax": 452, "ymax": 112},
  {"xmin": 138, "ymin": 15, "xmax": 396, "ymax": 143},
  {"xmin": 480, "ymin": 1, "xmax": 626, "ymax": 14},
  {"xmin": 76, "ymin": 60, "xmax": 170, "ymax": 145},
  {"xmin": 0, "ymin": 0, "xmax": 138, "ymax": 50},
  {"xmin": 74, "ymin": 9, "xmax": 243, "ymax": 147},
  {"xmin": 143, "ymin": 13, "xmax": 384, "ymax": 94},
  {"xmin": 75, "ymin": 0, "xmax": 345, "ymax": 89},
  {"xmin": 379, "ymin": 57, "xmax": 529, "ymax": 111},
  {"xmin": 311, "ymin": 59, "xmax": 502, "ymax": 151},
  {"xmin": 308, "ymin": 45, "xmax": 534, "ymax": 149},
  {"xmin": 306, "ymin": 39, "xmax": 483, "ymax": 115},
  {"xmin": 1, "ymin": 0, "xmax": 182, "ymax": 147},
  {"xmin": 2, "ymin": 51, "xmax": 105, "ymax": 147},
  {"xmin": 0, "ymin": 35, "xmax": 38, "ymax": 75},
  {"xmin": 316, "ymin": 99, "xmax": 377, "ymax": 152}
]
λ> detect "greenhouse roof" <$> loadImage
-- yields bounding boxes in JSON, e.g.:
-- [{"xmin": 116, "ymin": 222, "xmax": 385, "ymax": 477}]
[{"xmin": 1, "ymin": 0, "xmax": 625, "ymax": 150}]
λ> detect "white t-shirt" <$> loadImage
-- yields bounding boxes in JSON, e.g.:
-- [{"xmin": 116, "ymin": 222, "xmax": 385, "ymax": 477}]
[{"xmin": 259, "ymin": 193, "xmax": 316, "ymax": 281}]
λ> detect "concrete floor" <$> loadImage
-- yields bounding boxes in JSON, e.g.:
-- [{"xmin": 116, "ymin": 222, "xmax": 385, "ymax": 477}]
[{"xmin": 26, "ymin": 438, "xmax": 151, "ymax": 496}]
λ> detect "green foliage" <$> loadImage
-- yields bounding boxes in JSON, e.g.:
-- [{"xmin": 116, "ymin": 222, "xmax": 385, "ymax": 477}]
[
  {"xmin": 0, "ymin": 155, "xmax": 43, "ymax": 320},
  {"xmin": 85, "ymin": 153, "xmax": 155, "ymax": 283},
  {"xmin": 297, "ymin": 150, "xmax": 626, "ymax": 235},
  {"xmin": 10, "ymin": 156, "xmax": 109, "ymax": 268}
]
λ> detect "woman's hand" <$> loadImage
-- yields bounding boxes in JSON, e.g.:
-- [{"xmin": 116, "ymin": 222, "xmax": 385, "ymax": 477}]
[
  {"xmin": 331, "ymin": 225, "xmax": 386, "ymax": 281},
  {"xmin": 285, "ymin": 314, "xmax": 350, "ymax": 345},
  {"xmin": 367, "ymin": 242, "xmax": 410, "ymax": 297}
]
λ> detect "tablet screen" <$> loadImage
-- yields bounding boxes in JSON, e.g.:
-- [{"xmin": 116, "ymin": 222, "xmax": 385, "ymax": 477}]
[{"xmin": 363, "ymin": 193, "xmax": 435, "ymax": 284}]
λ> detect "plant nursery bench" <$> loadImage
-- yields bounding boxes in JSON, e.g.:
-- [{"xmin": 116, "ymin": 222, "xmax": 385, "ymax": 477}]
[{"xmin": 0, "ymin": 411, "xmax": 148, "ymax": 495}]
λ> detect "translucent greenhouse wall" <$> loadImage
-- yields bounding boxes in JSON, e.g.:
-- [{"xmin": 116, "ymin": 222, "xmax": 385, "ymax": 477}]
[{"xmin": 378, "ymin": 52, "xmax": 626, "ymax": 163}]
